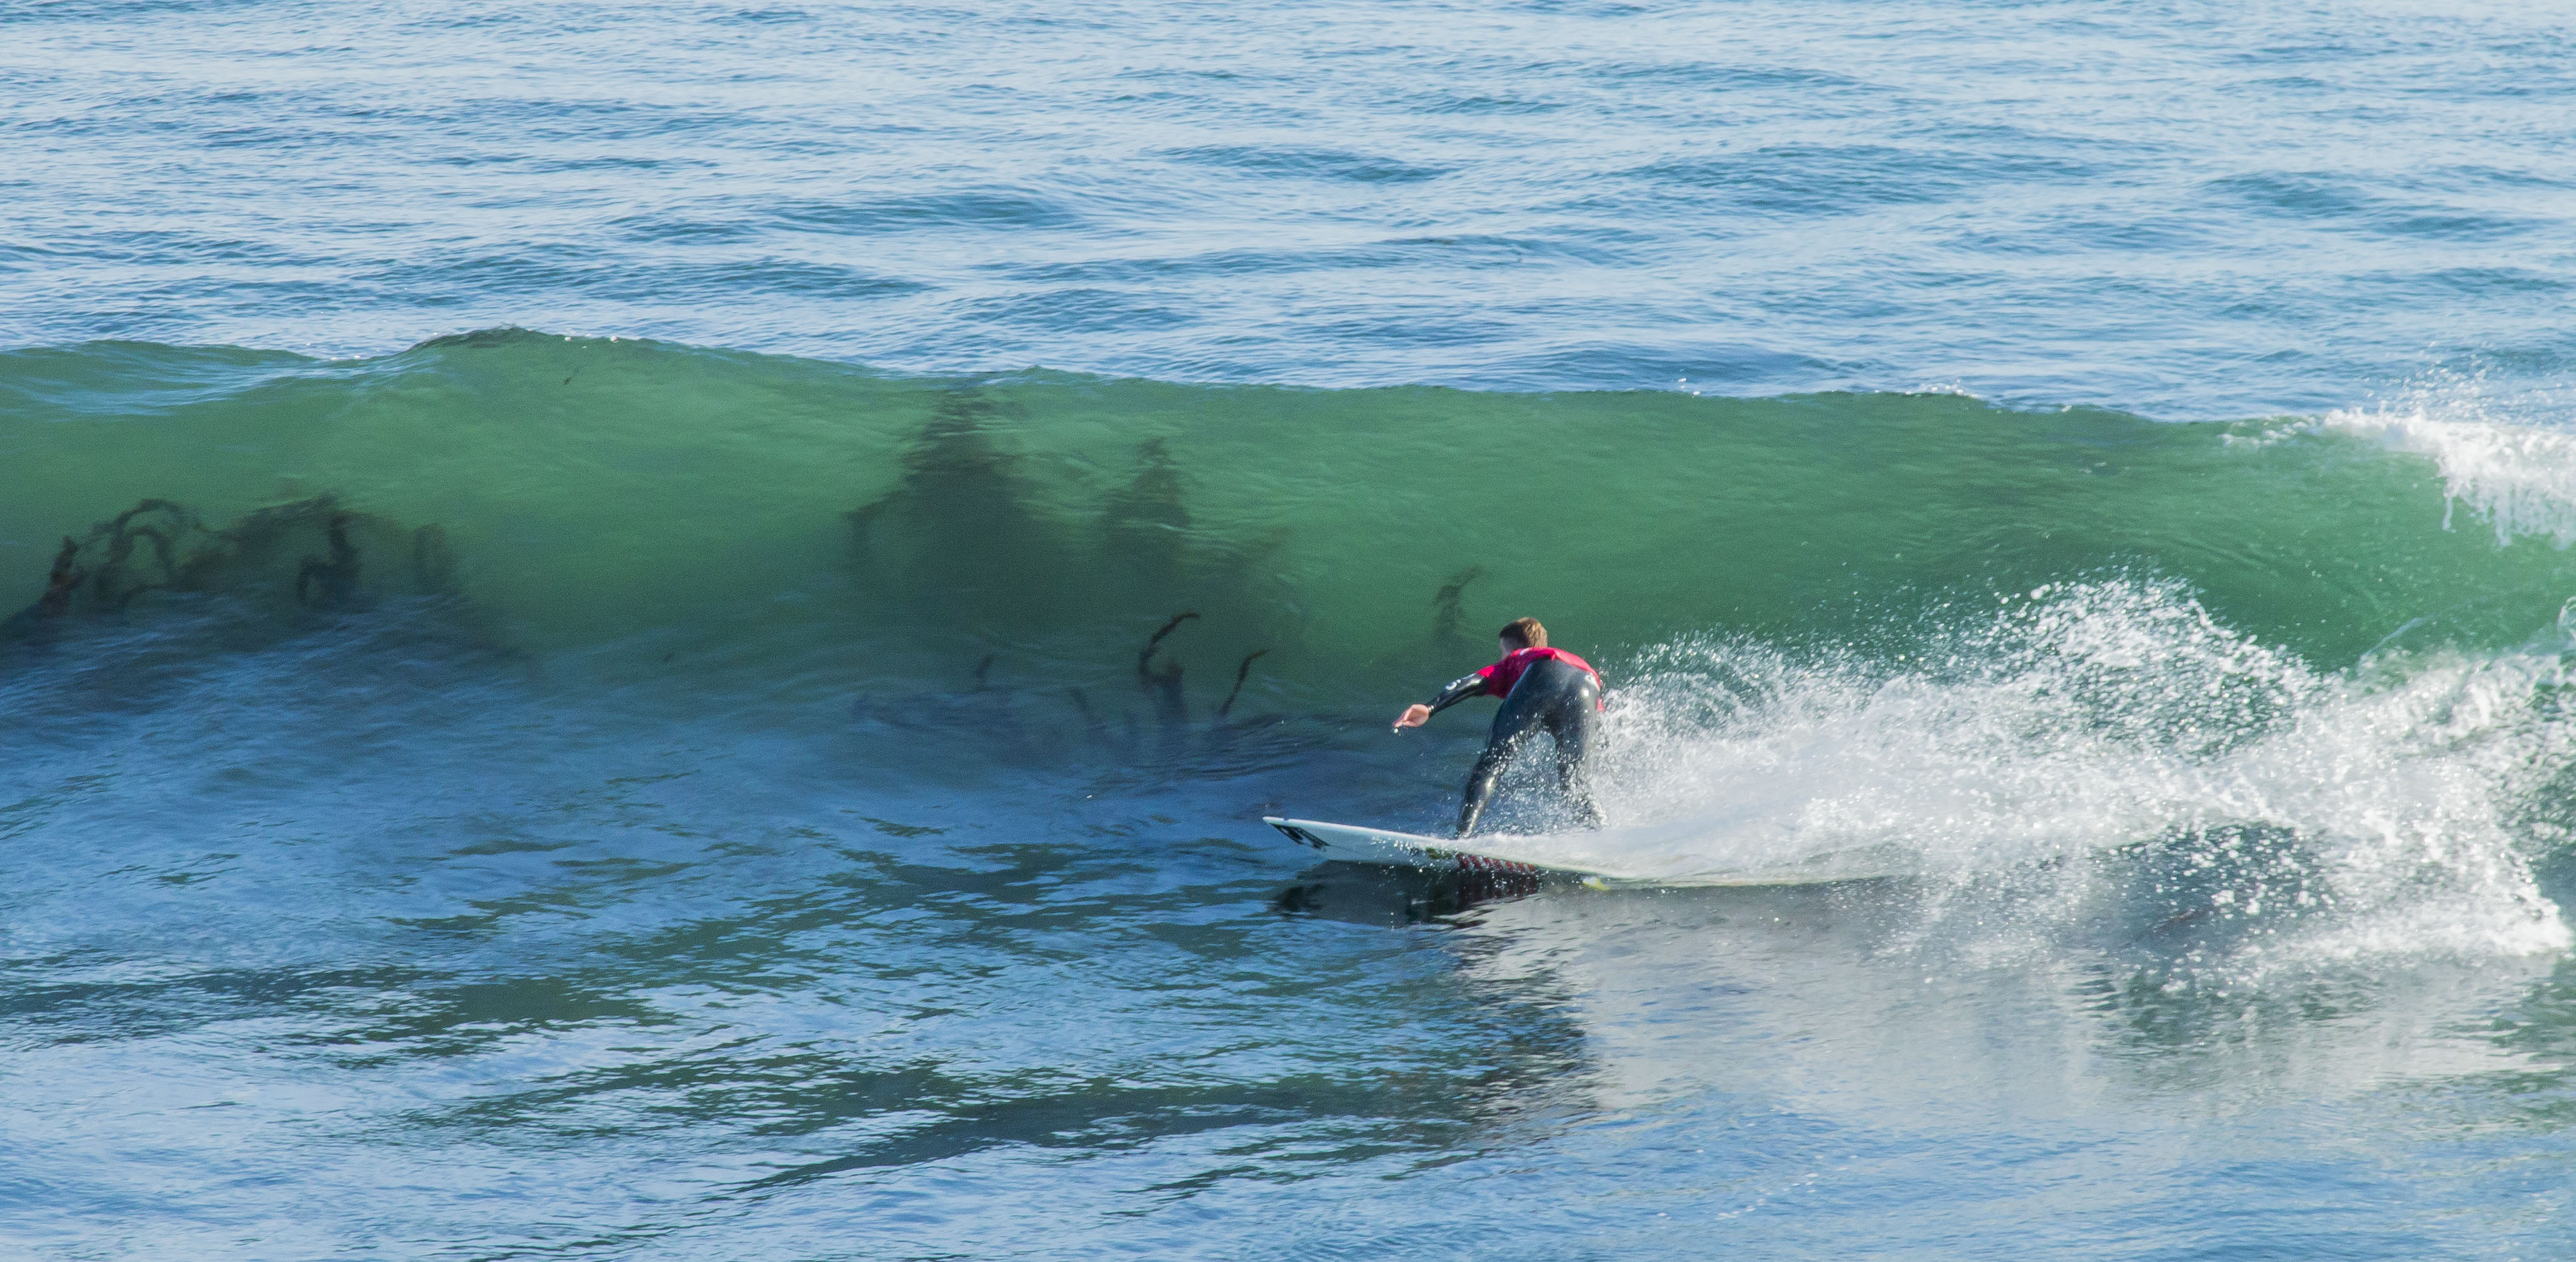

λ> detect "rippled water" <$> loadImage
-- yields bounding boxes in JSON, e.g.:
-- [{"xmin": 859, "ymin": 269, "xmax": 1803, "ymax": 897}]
[
  {"xmin": 9, "ymin": 1, "xmax": 2575, "ymax": 414},
  {"xmin": 8, "ymin": 2, "xmax": 2576, "ymax": 1259}
]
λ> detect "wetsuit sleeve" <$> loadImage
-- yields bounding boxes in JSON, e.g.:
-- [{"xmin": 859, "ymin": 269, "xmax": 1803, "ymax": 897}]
[{"xmin": 1424, "ymin": 671, "xmax": 1492, "ymax": 716}]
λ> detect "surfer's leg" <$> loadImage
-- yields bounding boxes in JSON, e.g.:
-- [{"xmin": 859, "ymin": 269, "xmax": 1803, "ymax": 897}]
[
  {"xmin": 1458, "ymin": 689, "xmax": 1548, "ymax": 837},
  {"xmin": 1546, "ymin": 694, "xmax": 1605, "ymax": 829},
  {"xmin": 1454, "ymin": 743, "xmax": 1507, "ymax": 839}
]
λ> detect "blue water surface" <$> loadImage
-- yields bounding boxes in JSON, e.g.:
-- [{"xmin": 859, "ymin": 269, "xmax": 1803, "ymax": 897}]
[
  {"xmin": 6, "ymin": 0, "xmax": 2573, "ymax": 416},
  {"xmin": 8, "ymin": 3, "xmax": 2576, "ymax": 1259}
]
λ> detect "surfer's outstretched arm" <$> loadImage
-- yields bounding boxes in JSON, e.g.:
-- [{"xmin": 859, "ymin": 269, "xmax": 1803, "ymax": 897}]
[{"xmin": 1392, "ymin": 672, "xmax": 1488, "ymax": 730}]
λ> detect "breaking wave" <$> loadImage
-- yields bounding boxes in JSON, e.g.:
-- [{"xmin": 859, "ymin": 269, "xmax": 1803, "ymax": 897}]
[
  {"xmin": 1502, "ymin": 576, "xmax": 2576, "ymax": 969},
  {"xmin": 9, "ymin": 333, "xmax": 2576, "ymax": 967}
]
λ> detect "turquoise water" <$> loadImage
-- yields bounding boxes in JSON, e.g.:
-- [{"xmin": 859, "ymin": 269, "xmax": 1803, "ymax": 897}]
[{"xmin": 8, "ymin": 3, "xmax": 2576, "ymax": 1258}]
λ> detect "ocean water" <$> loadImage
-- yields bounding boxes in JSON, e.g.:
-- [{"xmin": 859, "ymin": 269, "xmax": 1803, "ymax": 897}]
[{"xmin": 7, "ymin": 2, "xmax": 2576, "ymax": 1258}]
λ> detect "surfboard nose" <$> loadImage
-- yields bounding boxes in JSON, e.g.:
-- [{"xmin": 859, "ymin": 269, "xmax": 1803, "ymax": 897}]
[{"xmin": 1264, "ymin": 817, "xmax": 1328, "ymax": 850}]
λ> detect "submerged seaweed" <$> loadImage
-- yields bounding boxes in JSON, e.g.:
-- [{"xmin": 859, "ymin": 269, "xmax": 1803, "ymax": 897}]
[
  {"xmin": 4, "ymin": 494, "xmax": 492, "ymax": 653},
  {"xmin": 845, "ymin": 389, "xmax": 1291, "ymax": 646}
]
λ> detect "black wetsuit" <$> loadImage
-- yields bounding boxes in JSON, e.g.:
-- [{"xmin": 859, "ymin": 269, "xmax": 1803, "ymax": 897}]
[{"xmin": 1425, "ymin": 652, "xmax": 1605, "ymax": 838}]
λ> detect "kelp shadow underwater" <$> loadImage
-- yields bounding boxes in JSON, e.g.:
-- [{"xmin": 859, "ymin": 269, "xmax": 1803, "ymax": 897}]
[
  {"xmin": 842, "ymin": 389, "xmax": 1298, "ymax": 770},
  {"xmin": 842, "ymin": 389, "xmax": 1500, "ymax": 774},
  {"xmin": 4, "ymin": 493, "xmax": 513, "ymax": 685}
]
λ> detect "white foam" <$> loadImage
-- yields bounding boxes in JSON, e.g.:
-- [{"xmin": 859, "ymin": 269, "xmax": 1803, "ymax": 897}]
[
  {"xmin": 1514, "ymin": 578, "xmax": 2570, "ymax": 967},
  {"xmin": 2318, "ymin": 383, "xmax": 2576, "ymax": 546}
]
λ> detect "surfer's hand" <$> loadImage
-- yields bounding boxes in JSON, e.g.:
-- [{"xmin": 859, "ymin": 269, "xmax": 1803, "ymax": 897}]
[{"xmin": 1393, "ymin": 704, "xmax": 1430, "ymax": 730}]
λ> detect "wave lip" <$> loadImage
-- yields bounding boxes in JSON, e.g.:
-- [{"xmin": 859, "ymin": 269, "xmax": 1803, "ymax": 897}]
[{"xmin": 2321, "ymin": 400, "xmax": 2576, "ymax": 547}]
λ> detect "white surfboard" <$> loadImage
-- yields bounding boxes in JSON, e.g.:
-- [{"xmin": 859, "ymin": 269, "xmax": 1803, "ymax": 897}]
[{"xmin": 1263, "ymin": 817, "xmax": 1902, "ymax": 888}]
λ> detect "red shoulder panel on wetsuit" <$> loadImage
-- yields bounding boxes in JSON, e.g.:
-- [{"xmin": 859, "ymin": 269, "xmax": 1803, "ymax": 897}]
[{"xmin": 1477, "ymin": 646, "xmax": 1604, "ymax": 704}]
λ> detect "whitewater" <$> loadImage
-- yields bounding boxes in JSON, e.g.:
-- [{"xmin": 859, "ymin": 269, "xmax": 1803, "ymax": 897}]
[{"xmin": 7, "ymin": 3, "xmax": 2576, "ymax": 1259}]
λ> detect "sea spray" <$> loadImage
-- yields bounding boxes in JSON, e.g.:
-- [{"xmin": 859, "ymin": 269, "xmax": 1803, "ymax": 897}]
[{"xmin": 1540, "ymin": 578, "xmax": 2574, "ymax": 971}]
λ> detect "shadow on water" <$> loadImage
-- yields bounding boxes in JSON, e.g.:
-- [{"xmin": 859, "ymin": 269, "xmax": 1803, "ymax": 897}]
[{"xmin": 1273, "ymin": 859, "xmax": 1548, "ymax": 927}]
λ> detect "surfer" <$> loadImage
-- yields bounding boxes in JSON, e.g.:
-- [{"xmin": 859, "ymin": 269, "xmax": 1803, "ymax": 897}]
[{"xmin": 1393, "ymin": 617, "xmax": 1605, "ymax": 837}]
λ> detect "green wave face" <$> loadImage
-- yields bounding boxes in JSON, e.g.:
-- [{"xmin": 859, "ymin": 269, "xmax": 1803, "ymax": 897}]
[
  {"xmin": 10, "ymin": 332, "xmax": 2576, "ymax": 966},
  {"xmin": 8, "ymin": 333, "xmax": 2568, "ymax": 695}
]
